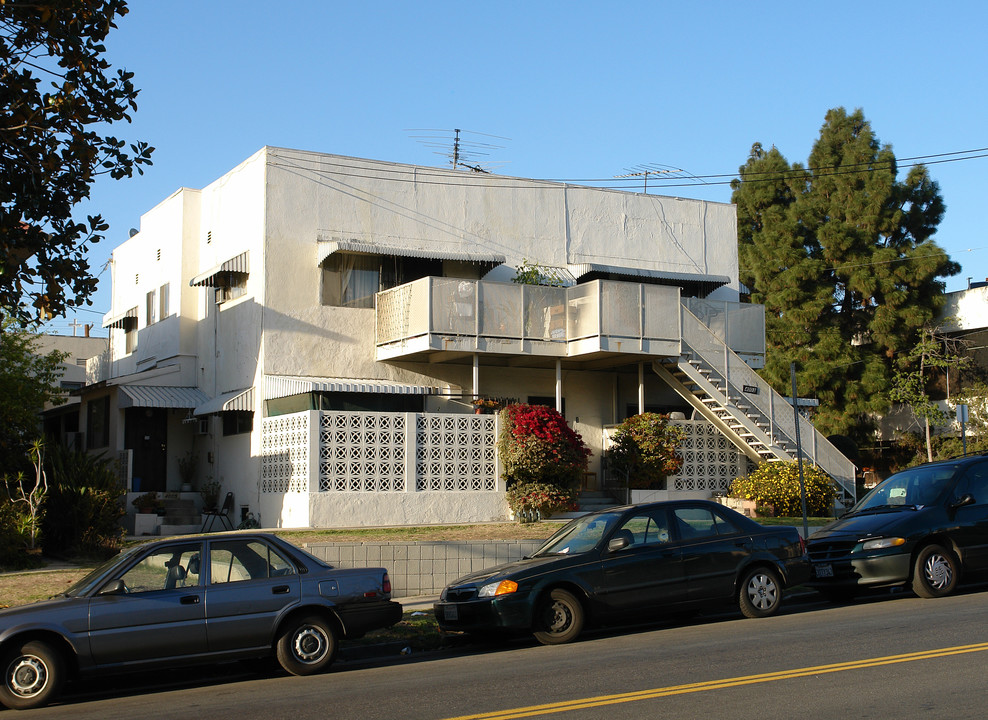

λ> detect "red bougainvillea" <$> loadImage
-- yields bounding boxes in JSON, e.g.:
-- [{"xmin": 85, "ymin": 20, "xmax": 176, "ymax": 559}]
[{"xmin": 497, "ymin": 404, "xmax": 591, "ymax": 489}]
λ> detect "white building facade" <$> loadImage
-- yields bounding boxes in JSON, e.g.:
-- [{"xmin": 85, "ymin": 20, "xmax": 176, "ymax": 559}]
[{"xmin": 82, "ymin": 148, "xmax": 854, "ymax": 530}]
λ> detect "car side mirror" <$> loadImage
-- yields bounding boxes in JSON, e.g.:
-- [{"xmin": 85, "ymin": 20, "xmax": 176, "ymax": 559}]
[
  {"xmin": 951, "ymin": 493, "xmax": 976, "ymax": 510},
  {"xmin": 607, "ymin": 536, "xmax": 630, "ymax": 553},
  {"xmin": 98, "ymin": 579, "xmax": 127, "ymax": 596}
]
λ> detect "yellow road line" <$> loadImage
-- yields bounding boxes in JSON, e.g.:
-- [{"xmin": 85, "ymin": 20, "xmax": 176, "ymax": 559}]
[{"xmin": 441, "ymin": 641, "xmax": 988, "ymax": 720}]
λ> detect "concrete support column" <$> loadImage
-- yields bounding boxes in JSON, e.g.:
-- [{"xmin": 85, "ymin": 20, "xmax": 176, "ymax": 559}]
[{"xmin": 555, "ymin": 360, "xmax": 562, "ymax": 413}]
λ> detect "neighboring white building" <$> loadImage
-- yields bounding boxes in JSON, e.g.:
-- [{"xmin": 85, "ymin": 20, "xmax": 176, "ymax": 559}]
[
  {"xmin": 938, "ymin": 279, "xmax": 987, "ymax": 434},
  {"xmin": 34, "ymin": 333, "xmax": 108, "ymax": 448},
  {"xmin": 879, "ymin": 279, "xmax": 988, "ymax": 443},
  {"xmin": 80, "ymin": 147, "xmax": 854, "ymax": 531}
]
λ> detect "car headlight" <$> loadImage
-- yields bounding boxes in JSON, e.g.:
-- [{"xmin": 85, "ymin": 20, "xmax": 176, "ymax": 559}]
[
  {"xmin": 861, "ymin": 537, "xmax": 906, "ymax": 551},
  {"xmin": 478, "ymin": 579, "xmax": 519, "ymax": 598}
]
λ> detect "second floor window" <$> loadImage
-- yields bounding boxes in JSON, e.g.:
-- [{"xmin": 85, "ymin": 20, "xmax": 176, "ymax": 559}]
[
  {"xmin": 146, "ymin": 288, "xmax": 157, "ymax": 324},
  {"xmin": 159, "ymin": 283, "xmax": 170, "ymax": 319},
  {"xmin": 215, "ymin": 274, "xmax": 247, "ymax": 304},
  {"xmin": 320, "ymin": 253, "xmax": 441, "ymax": 308}
]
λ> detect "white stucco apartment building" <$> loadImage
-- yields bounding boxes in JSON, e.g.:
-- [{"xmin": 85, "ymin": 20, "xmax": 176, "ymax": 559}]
[{"xmin": 80, "ymin": 147, "xmax": 854, "ymax": 531}]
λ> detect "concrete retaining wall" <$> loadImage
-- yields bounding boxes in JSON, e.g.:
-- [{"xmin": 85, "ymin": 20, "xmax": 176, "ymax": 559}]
[{"xmin": 304, "ymin": 539, "xmax": 544, "ymax": 597}]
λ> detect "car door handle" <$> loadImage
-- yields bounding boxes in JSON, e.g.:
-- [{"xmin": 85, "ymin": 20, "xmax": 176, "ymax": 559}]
[
  {"xmin": 272, "ymin": 585, "xmax": 291, "ymax": 595},
  {"xmin": 180, "ymin": 595, "xmax": 200, "ymax": 605}
]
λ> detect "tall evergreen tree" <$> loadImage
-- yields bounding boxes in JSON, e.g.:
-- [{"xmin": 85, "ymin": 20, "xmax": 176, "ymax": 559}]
[{"xmin": 731, "ymin": 108, "xmax": 959, "ymax": 439}]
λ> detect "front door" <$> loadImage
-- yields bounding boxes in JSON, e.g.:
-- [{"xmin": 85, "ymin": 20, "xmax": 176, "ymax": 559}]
[
  {"xmin": 88, "ymin": 542, "xmax": 206, "ymax": 666},
  {"xmin": 600, "ymin": 508, "xmax": 686, "ymax": 614},
  {"xmin": 126, "ymin": 407, "xmax": 168, "ymax": 492},
  {"xmin": 951, "ymin": 461, "xmax": 988, "ymax": 569}
]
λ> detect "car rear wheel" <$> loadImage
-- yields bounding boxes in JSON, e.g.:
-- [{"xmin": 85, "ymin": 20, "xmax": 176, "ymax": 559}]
[
  {"xmin": 533, "ymin": 588, "xmax": 584, "ymax": 645},
  {"xmin": 276, "ymin": 615, "xmax": 338, "ymax": 676},
  {"xmin": 912, "ymin": 544, "xmax": 959, "ymax": 598},
  {"xmin": 0, "ymin": 640, "xmax": 65, "ymax": 711},
  {"xmin": 739, "ymin": 567, "xmax": 782, "ymax": 618}
]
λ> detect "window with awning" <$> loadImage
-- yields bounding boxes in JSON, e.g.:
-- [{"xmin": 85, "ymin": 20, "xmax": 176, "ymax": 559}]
[
  {"xmin": 190, "ymin": 252, "xmax": 249, "ymax": 287},
  {"xmin": 102, "ymin": 306, "xmax": 138, "ymax": 330},
  {"xmin": 317, "ymin": 239, "xmax": 505, "ymax": 309}
]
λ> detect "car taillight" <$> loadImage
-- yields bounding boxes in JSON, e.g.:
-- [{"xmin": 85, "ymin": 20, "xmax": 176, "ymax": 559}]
[
  {"xmin": 382, "ymin": 572, "xmax": 392, "ymax": 595},
  {"xmin": 799, "ymin": 536, "xmax": 807, "ymax": 556}
]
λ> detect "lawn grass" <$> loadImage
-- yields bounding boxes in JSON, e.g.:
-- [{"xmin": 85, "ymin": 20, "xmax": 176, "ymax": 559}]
[{"xmin": 348, "ymin": 609, "xmax": 444, "ymax": 652}]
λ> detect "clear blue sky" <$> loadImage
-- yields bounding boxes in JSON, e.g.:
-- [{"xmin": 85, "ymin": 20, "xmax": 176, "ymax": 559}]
[{"xmin": 47, "ymin": 0, "xmax": 988, "ymax": 336}]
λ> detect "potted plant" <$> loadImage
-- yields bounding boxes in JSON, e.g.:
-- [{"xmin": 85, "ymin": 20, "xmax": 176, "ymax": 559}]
[
  {"xmin": 199, "ymin": 478, "xmax": 221, "ymax": 511},
  {"xmin": 131, "ymin": 491, "xmax": 163, "ymax": 515},
  {"xmin": 472, "ymin": 397, "xmax": 503, "ymax": 414}
]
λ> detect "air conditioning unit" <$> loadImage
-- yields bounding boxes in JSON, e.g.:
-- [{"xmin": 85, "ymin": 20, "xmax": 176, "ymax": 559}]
[{"xmin": 196, "ymin": 418, "xmax": 209, "ymax": 436}]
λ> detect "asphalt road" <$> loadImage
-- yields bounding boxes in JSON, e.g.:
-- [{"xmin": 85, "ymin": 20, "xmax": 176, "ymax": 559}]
[{"xmin": 18, "ymin": 585, "xmax": 988, "ymax": 720}]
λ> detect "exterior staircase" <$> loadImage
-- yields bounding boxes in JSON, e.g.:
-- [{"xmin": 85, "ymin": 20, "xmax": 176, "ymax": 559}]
[
  {"xmin": 577, "ymin": 490, "xmax": 622, "ymax": 513},
  {"xmin": 651, "ymin": 304, "xmax": 857, "ymax": 508}
]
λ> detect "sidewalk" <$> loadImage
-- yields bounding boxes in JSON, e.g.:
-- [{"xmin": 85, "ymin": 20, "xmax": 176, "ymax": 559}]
[{"xmin": 393, "ymin": 595, "xmax": 438, "ymax": 612}]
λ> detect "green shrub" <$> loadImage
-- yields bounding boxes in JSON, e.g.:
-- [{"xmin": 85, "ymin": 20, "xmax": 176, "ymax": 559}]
[
  {"xmin": 897, "ymin": 431, "xmax": 988, "ymax": 466},
  {"xmin": 497, "ymin": 404, "xmax": 591, "ymax": 489},
  {"xmin": 729, "ymin": 461, "xmax": 837, "ymax": 517},
  {"xmin": 41, "ymin": 446, "xmax": 125, "ymax": 557},
  {"xmin": 0, "ymin": 497, "xmax": 44, "ymax": 570},
  {"xmin": 607, "ymin": 413, "xmax": 686, "ymax": 489},
  {"xmin": 506, "ymin": 482, "xmax": 579, "ymax": 522}
]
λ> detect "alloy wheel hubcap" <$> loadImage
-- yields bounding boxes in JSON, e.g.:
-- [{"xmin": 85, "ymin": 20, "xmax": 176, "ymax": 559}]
[
  {"xmin": 7, "ymin": 656, "xmax": 47, "ymax": 698},
  {"xmin": 925, "ymin": 555, "xmax": 952, "ymax": 589},
  {"xmin": 293, "ymin": 627, "xmax": 328, "ymax": 663},
  {"xmin": 748, "ymin": 574, "xmax": 778, "ymax": 609}
]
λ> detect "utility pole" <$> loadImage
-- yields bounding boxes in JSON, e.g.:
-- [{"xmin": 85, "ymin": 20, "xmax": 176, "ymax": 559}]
[{"xmin": 791, "ymin": 362, "xmax": 809, "ymax": 540}]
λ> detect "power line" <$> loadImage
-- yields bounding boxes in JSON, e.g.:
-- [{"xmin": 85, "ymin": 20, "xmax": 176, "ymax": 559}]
[{"xmin": 268, "ymin": 144, "xmax": 988, "ymax": 194}]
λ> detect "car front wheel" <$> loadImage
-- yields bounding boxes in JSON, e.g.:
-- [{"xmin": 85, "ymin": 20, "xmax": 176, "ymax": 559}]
[
  {"xmin": 276, "ymin": 615, "xmax": 338, "ymax": 676},
  {"xmin": 739, "ymin": 567, "xmax": 782, "ymax": 618},
  {"xmin": 0, "ymin": 640, "xmax": 65, "ymax": 711},
  {"xmin": 912, "ymin": 544, "xmax": 959, "ymax": 598},
  {"xmin": 533, "ymin": 588, "xmax": 584, "ymax": 645}
]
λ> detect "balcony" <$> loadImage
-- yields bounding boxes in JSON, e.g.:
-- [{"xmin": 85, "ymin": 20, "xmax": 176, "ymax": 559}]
[{"xmin": 376, "ymin": 277, "xmax": 764, "ymax": 368}]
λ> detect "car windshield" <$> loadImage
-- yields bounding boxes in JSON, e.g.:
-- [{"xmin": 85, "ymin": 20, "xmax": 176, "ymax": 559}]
[
  {"xmin": 533, "ymin": 512, "xmax": 623, "ymax": 556},
  {"xmin": 853, "ymin": 465, "xmax": 958, "ymax": 513},
  {"xmin": 63, "ymin": 545, "xmax": 143, "ymax": 597}
]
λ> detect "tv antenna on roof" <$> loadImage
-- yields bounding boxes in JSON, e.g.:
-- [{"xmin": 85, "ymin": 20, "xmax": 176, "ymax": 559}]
[
  {"xmin": 614, "ymin": 163, "xmax": 706, "ymax": 193},
  {"xmin": 407, "ymin": 128, "xmax": 510, "ymax": 173}
]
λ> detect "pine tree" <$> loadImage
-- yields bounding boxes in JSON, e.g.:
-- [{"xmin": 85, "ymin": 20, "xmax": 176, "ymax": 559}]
[{"xmin": 731, "ymin": 108, "xmax": 959, "ymax": 439}]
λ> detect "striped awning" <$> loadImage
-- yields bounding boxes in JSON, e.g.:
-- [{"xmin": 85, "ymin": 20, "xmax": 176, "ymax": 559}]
[
  {"xmin": 317, "ymin": 239, "xmax": 504, "ymax": 266},
  {"xmin": 194, "ymin": 388, "xmax": 254, "ymax": 416},
  {"xmin": 190, "ymin": 251, "xmax": 249, "ymax": 287},
  {"xmin": 265, "ymin": 375, "xmax": 444, "ymax": 400},
  {"xmin": 117, "ymin": 385, "xmax": 210, "ymax": 409},
  {"xmin": 568, "ymin": 263, "xmax": 730, "ymax": 293},
  {"xmin": 102, "ymin": 306, "xmax": 138, "ymax": 329}
]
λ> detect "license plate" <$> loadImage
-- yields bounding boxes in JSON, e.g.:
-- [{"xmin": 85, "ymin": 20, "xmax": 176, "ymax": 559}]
[
  {"xmin": 815, "ymin": 564, "xmax": 833, "ymax": 578},
  {"xmin": 443, "ymin": 605, "xmax": 459, "ymax": 621}
]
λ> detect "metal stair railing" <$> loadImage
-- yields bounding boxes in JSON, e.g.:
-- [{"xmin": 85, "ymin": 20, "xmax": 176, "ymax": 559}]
[{"xmin": 674, "ymin": 303, "xmax": 856, "ymax": 506}]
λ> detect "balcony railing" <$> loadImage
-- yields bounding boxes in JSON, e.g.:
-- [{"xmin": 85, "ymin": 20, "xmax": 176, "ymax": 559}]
[{"xmin": 376, "ymin": 277, "xmax": 764, "ymax": 363}]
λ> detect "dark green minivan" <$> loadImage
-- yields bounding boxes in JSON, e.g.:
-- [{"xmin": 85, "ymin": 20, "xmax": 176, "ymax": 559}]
[{"xmin": 807, "ymin": 453, "xmax": 988, "ymax": 600}]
